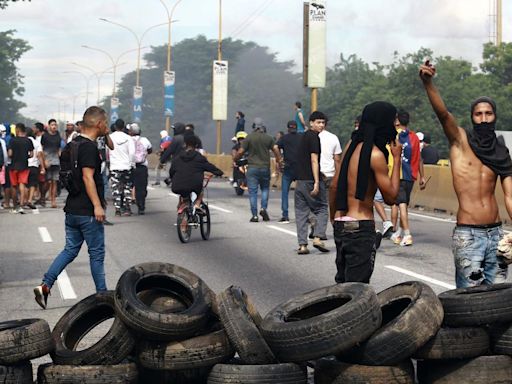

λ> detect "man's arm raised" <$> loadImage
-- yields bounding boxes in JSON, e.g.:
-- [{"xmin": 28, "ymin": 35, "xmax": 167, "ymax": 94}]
[
  {"xmin": 372, "ymin": 142, "xmax": 401, "ymax": 205},
  {"xmin": 419, "ymin": 62, "xmax": 461, "ymax": 146}
]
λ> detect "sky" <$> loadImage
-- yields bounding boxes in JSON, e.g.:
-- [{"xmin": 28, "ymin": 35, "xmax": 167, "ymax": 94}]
[{"xmin": 1, "ymin": 0, "xmax": 511, "ymax": 122}]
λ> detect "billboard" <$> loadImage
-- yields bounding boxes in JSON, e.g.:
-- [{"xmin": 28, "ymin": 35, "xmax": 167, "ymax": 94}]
[
  {"xmin": 133, "ymin": 86, "xmax": 143, "ymax": 123},
  {"xmin": 212, "ymin": 60, "xmax": 228, "ymax": 121},
  {"xmin": 110, "ymin": 97, "xmax": 119, "ymax": 124},
  {"xmin": 164, "ymin": 71, "xmax": 175, "ymax": 117},
  {"xmin": 305, "ymin": 1, "xmax": 326, "ymax": 88}
]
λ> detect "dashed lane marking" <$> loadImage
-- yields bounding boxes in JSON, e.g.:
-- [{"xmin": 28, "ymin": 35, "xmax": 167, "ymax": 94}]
[
  {"xmin": 38, "ymin": 227, "xmax": 52, "ymax": 242},
  {"xmin": 408, "ymin": 212, "xmax": 456, "ymax": 223},
  {"xmin": 147, "ymin": 186, "xmax": 155, "ymax": 191},
  {"xmin": 208, "ymin": 204, "xmax": 232, "ymax": 213},
  {"xmin": 385, "ymin": 265, "xmax": 455, "ymax": 290},
  {"xmin": 32, "ymin": 209, "xmax": 40, "ymax": 214},
  {"xmin": 56, "ymin": 270, "xmax": 77, "ymax": 299},
  {"xmin": 267, "ymin": 225, "xmax": 297, "ymax": 237}
]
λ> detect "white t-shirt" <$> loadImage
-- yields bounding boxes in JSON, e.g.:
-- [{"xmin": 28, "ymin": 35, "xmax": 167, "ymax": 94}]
[
  {"xmin": 108, "ymin": 131, "xmax": 135, "ymax": 171},
  {"xmin": 28, "ymin": 136, "xmax": 42, "ymax": 168},
  {"xmin": 132, "ymin": 135, "xmax": 152, "ymax": 167},
  {"xmin": 319, "ymin": 129, "xmax": 342, "ymax": 178}
]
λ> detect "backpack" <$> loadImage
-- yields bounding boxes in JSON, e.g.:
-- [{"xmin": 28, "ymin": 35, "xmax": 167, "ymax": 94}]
[
  {"xmin": 134, "ymin": 137, "xmax": 147, "ymax": 164},
  {"xmin": 59, "ymin": 139, "xmax": 83, "ymax": 196}
]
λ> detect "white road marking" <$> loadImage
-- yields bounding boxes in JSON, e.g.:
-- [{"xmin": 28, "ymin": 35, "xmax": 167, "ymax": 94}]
[
  {"xmin": 32, "ymin": 209, "xmax": 40, "ymax": 215},
  {"xmin": 56, "ymin": 270, "xmax": 77, "ymax": 299},
  {"xmin": 385, "ymin": 265, "xmax": 455, "ymax": 290},
  {"xmin": 168, "ymin": 192, "xmax": 179, "ymax": 198},
  {"xmin": 408, "ymin": 212, "xmax": 456, "ymax": 223},
  {"xmin": 147, "ymin": 186, "xmax": 155, "ymax": 190},
  {"xmin": 208, "ymin": 204, "xmax": 232, "ymax": 213},
  {"xmin": 38, "ymin": 227, "xmax": 52, "ymax": 243},
  {"xmin": 267, "ymin": 225, "xmax": 297, "ymax": 237}
]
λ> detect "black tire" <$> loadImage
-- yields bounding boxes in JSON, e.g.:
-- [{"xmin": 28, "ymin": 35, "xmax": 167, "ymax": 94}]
[
  {"xmin": 137, "ymin": 289, "xmax": 188, "ymax": 313},
  {"xmin": 37, "ymin": 362, "xmax": 138, "ymax": 384},
  {"xmin": 416, "ymin": 355, "xmax": 512, "ymax": 384},
  {"xmin": 200, "ymin": 204, "xmax": 211, "ymax": 240},
  {"xmin": 51, "ymin": 291, "xmax": 135, "ymax": 365},
  {"xmin": 344, "ymin": 281, "xmax": 444, "ymax": 366},
  {"xmin": 489, "ymin": 322, "xmax": 512, "ymax": 355},
  {"xmin": 314, "ymin": 358, "xmax": 414, "ymax": 384},
  {"xmin": 138, "ymin": 328, "xmax": 234, "ymax": 370},
  {"xmin": 413, "ymin": 326, "xmax": 490, "ymax": 360},
  {"xmin": 260, "ymin": 283, "xmax": 382, "ymax": 362},
  {"xmin": 177, "ymin": 210, "xmax": 192, "ymax": 243},
  {"xmin": 0, "ymin": 318, "xmax": 54, "ymax": 364},
  {"xmin": 438, "ymin": 283, "xmax": 512, "ymax": 326},
  {"xmin": 114, "ymin": 262, "xmax": 213, "ymax": 340},
  {"xmin": 207, "ymin": 363, "xmax": 307, "ymax": 384},
  {"xmin": 217, "ymin": 286, "xmax": 276, "ymax": 364},
  {"xmin": 0, "ymin": 362, "xmax": 33, "ymax": 384},
  {"xmin": 139, "ymin": 367, "xmax": 211, "ymax": 384}
]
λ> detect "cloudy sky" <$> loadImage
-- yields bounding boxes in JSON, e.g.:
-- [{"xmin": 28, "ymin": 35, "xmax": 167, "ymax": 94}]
[{"xmin": 1, "ymin": 0, "xmax": 510, "ymax": 122}]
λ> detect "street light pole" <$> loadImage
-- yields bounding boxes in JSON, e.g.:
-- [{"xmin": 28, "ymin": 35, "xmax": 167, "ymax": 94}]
[
  {"xmin": 216, "ymin": 0, "xmax": 223, "ymax": 155},
  {"xmin": 71, "ymin": 62, "xmax": 117, "ymax": 105},
  {"xmin": 63, "ymin": 70, "xmax": 90, "ymax": 108}
]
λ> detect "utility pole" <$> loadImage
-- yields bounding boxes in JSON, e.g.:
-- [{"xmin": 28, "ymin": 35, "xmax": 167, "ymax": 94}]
[
  {"xmin": 497, "ymin": 0, "xmax": 502, "ymax": 45},
  {"xmin": 216, "ymin": 0, "xmax": 222, "ymax": 155}
]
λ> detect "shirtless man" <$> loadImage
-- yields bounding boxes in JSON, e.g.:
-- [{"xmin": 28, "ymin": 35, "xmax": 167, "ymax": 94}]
[
  {"xmin": 420, "ymin": 61, "xmax": 512, "ymax": 288},
  {"xmin": 329, "ymin": 101, "xmax": 402, "ymax": 283}
]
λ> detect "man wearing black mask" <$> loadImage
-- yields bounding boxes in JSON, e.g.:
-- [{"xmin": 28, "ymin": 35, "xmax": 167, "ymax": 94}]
[{"xmin": 420, "ymin": 61, "xmax": 512, "ymax": 288}]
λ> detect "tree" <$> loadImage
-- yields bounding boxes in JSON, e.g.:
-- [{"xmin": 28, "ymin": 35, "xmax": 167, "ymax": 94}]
[{"xmin": 0, "ymin": 30, "xmax": 31, "ymax": 123}]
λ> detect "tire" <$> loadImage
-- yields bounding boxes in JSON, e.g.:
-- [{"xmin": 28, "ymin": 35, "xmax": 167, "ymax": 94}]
[
  {"xmin": 37, "ymin": 362, "xmax": 138, "ymax": 384},
  {"xmin": 114, "ymin": 262, "xmax": 213, "ymax": 340},
  {"xmin": 0, "ymin": 318, "xmax": 54, "ymax": 364},
  {"xmin": 137, "ymin": 289, "xmax": 188, "ymax": 313},
  {"xmin": 200, "ymin": 204, "xmax": 211, "ymax": 240},
  {"xmin": 207, "ymin": 363, "xmax": 307, "ymax": 384},
  {"xmin": 177, "ymin": 210, "xmax": 192, "ymax": 243},
  {"xmin": 416, "ymin": 355, "xmax": 512, "ymax": 384},
  {"xmin": 413, "ymin": 326, "xmax": 490, "ymax": 360},
  {"xmin": 314, "ymin": 358, "xmax": 414, "ymax": 384},
  {"xmin": 138, "ymin": 328, "xmax": 234, "ymax": 370},
  {"xmin": 217, "ymin": 286, "xmax": 276, "ymax": 364},
  {"xmin": 438, "ymin": 283, "xmax": 512, "ymax": 326},
  {"xmin": 260, "ymin": 283, "xmax": 382, "ymax": 362},
  {"xmin": 139, "ymin": 367, "xmax": 211, "ymax": 384},
  {"xmin": 344, "ymin": 281, "xmax": 444, "ymax": 366},
  {"xmin": 0, "ymin": 362, "xmax": 33, "ymax": 384},
  {"xmin": 489, "ymin": 322, "xmax": 512, "ymax": 355},
  {"xmin": 51, "ymin": 291, "xmax": 135, "ymax": 365}
]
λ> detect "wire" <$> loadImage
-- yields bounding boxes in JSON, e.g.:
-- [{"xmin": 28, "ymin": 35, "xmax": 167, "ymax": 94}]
[{"xmin": 229, "ymin": 0, "xmax": 275, "ymax": 39}]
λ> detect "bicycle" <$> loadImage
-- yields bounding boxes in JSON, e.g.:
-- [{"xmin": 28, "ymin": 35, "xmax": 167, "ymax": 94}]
[{"xmin": 176, "ymin": 176, "xmax": 212, "ymax": 243}]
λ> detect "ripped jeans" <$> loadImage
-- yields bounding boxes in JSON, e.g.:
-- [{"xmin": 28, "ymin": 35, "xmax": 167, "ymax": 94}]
[{"xmin": 453, "ymin": 224, "xmax": 508, "ymax": 288}]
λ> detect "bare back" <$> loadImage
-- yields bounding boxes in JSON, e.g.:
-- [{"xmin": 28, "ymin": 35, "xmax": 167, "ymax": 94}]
[{"xmin": 451, "ymin": 127, "xmax": 499, "ymax": 224}]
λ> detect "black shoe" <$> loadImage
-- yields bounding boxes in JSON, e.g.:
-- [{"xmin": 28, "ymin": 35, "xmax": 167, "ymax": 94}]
[
  {"xmin": 278, "ymin": 217, "xmax": 290, "ymax": 224},
  {"xmin": 164, "ymin": 178, "xmax": 171, "ymax": 186},
  {"xmin": 250, "ymin": 216, "xmax": 259, "ymax": 222},
  {"xmin": 375, "ymin": 230, "xmax": 383, "ymax": 250},
  {"xmin": 103, "ymin": 219, "xmax": 114, "ymax": 226},
  {"xmin": 259, "ymin": 209, "xmax": 270, "ymax": 222},
  {"xmin": 26, "ymin": 202, "xmax": 37, "ymax": 210},
  {"xmin": 115, "ymin": 209, "xmax": 122, "ymax": 217}
]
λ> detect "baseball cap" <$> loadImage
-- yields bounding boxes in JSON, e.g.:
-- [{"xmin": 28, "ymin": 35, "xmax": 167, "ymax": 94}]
[
  {"xmin": 416, "ymin": 132, "xmax": 424, "ymax": 141},
  {"xmin": 160, "ymin": 130, "xmax": 168, "ymax": 138},
  {"xmin": 253, "ymin": 117, "xmax": 264, "ymax": 129},
  {"xmin": 129, "ymin": 123, "xmax": 140, "ymax": 135}
]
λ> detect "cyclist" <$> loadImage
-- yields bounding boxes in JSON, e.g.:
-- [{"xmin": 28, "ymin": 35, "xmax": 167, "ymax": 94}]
[{"xmin": 170, "ymin": 134, "xmax": 223, "ymax": 212}]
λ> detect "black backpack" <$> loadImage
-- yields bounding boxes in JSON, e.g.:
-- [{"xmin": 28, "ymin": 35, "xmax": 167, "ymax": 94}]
[{"xmin": 59, "ymin": 139, "xmax": 83, "ymax": 196}]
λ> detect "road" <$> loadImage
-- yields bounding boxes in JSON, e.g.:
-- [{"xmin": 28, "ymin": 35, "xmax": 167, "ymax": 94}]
[{"xmin": 1, "ymin": 175, "xmax": 510, "ymax": 373}]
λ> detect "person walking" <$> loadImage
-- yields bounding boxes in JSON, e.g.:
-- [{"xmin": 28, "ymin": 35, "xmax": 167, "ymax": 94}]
[
  {"xmin": 129, "ymin": 123, "xmax": 152, "ymax": 215},
  {"xmin": 235, "ymin": 111, "xmax": 245, "ymax": 134},
  {"xmin": 8, "ymin": 123, "xmax": 33, "ymax": 213},
  {"xmin": 41, "ymin": 119, "xmax": 61, "ymax": 208},
  {"xmin": 294, "ymin": 102, "xmax": 306, "ymax": 134},
  {"xmin": 34, "ymin": 106, "xmax": 109, "ymax": 309},
  {"xmin": 235, "ymin": 118, "xmax": 282, "ymax": 222}
]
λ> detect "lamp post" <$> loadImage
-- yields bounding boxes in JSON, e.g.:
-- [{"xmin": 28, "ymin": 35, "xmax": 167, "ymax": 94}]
[
  {"xmin": 216, "ymin": 0, "xmax": 223, "ymax": 155},
  {"xmin": 63, "ymin": 70, "xmax": 90, "ymax": 108},
  {"xmin": 71, "ymin": 62, "xmax": 117, "ymax": 105},
  {"xmin": 160, "ymin": 0, "xmax": 182, "ymax": 132}
]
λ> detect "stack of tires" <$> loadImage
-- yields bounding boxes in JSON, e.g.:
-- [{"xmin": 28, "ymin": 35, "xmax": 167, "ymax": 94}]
[{"xmin": 0, "ymin": 319, "xmax": 54, "ymax": 383}]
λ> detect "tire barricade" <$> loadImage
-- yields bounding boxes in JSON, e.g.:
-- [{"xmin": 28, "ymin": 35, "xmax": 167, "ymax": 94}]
[{"xmin": 2, "ymin": 262, "xmax": 512, "ymax": 383}]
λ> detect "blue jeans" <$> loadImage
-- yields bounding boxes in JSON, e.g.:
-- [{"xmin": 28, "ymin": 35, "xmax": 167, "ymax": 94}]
[
  {"xmin": 43, "ymin": 214, "xmax": 106, "ymax": 292},
  {"xmin": 281, "ymin": 168, "xmax": 296, "ymax": 218},
  {"xmin": 247, "ymin": 167, "xmax": 270, "ymax": 216},
  {"xmin": 452, "ymin": 225, "xmax": 507, "ymax": 288}
]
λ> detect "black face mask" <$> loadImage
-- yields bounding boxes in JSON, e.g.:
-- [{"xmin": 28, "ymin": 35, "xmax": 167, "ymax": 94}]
[{"xmin": 472, "ymin": 121, "xmax": 496, "ymax": 148}]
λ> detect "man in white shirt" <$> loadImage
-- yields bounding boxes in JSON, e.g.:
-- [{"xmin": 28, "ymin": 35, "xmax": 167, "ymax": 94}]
[
  {"xmin": 26, "ymin": 127, "xmax": 44, "ymax": 209},
  {"xmin": 129, "ymin": 123, "xmax": 152, "ymax": 215},
  {"xmin": 107, "ymin": 119, "xmax": 135, "ymax": 216}
]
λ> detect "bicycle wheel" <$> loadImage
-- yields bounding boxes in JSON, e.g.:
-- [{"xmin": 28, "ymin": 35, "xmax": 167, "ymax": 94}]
[
  {"xmin": 177, "ymin": 210, "xmax": 192, "ymax": 243},
  {"xmin": 199, "ymin": 204, "xmax": 211, "ymax": 240}
]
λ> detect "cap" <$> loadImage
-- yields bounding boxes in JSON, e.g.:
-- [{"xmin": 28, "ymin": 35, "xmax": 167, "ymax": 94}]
[
  {"xmin": 236, "ymin": 131, "xmax": 248, "ymax": 139},
  {"xmin": 129, "ymin": 123, "xmax": 140, "ymax": 135},
  {"xmin": 287, "ymin": 120, "xmax": 297, "ymax": 129},
  {"xmin": 160, "ymin": 130, "xmax": 168, "ymax": 138},
  {"xmin": 253, "ymin": 117, "xmax": 264, "ymax": 129},
  {"xmin": 416, "ymin": 132, "xmax": 424, "ymax": 141},
  {"xmin": 66, "ymin": 121, "xmax": 75, "ymax": 126},
  {"xmin": 0, "ymin": 124, "xmax": 6, "ymax": 132}
]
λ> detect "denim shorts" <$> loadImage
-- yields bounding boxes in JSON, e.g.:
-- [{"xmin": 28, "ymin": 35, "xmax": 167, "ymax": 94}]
[{"xmin": 452, "ymin": 224, "xmax": 507, "ymax": 288}]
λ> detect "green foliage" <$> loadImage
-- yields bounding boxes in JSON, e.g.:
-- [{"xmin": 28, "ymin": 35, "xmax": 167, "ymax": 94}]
[{"xmin": 0, "ymin": 30, "xmax": 31, "ymax": 122}]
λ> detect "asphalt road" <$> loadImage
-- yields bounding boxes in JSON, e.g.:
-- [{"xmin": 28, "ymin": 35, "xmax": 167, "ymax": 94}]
[{"xmin": 1, "ymin": 174, "xmax": 510, "ymax": 375}]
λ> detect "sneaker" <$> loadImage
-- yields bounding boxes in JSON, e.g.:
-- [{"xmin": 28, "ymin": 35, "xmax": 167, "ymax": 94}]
[
  {"xmin": 18, "ymin": 207, "xmax": 25, "ymax": 214},
  {"xmin": 103, "ymin": 219, "xmax": 114, "ymax": 226},
  {"xmin": 375, "ymin": 230, "xmax": 383, "ymax": 250},
  {"xmin": 115, "ymin": 209, "xmax": 122, "ymax": 217},
  {"xmin": 152, "ymin": 182, "xmax": 161, "ymax": 186},
  {"xmin": 278, "ymin": 217, "xmax": 290, "ymax": 224},
  {"xmin": 138, "ymin": 209, "xmax": 145, "ymax": 216},
  {"xmin": 123, "ymin": 209, "xmax": 133, "ymax": 217},
  {"xmin": 259, "ymin": 209, "xmax": 270, "ymax": 222},
  {"xmin": 34, "ymin": 284, "xmax": 50, "ymax": 310},
  {"xmin": 400, "ymin": 235, "xmax": 413, "ymax": 247},
  {"xmin": 390, "ymin": 231, "xmax": 402, "ymax": 245},
  {"xmin": 313, "ymin": 237, "xmax": 329, "ymax": 253},
  {"xmin": 382, "ymin": 221, "xmax": 393, "ymax": 238},
  {"xmin": 297, "ymin": 245, "xmax": 310, "ymax": 255},
  {"xmin": 26, "ymin": 202, "xmax": 37, "ymax": 210},
  {"xmin": 250, "ymin": 216, "xmax": 259, "ymax": 222}
]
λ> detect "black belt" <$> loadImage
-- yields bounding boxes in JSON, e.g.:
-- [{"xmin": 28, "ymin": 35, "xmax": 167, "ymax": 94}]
[{"xmin": 456, "ymin": 222, "xmax": 502, "ymax": 229}]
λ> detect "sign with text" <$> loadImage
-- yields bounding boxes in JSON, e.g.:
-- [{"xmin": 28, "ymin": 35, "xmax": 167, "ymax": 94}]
[
  {"xmin": 133, "ymin": 86, "xmax": 143, "ymax": 123},
  {"xmin": 164, "ymin": 71, "xmax": 175, "ymax": 117},
  {"xmin": 306, "ymin": 1, "xmax": 326, "ymax": 88},
  {"xmin": 212, "ymin": 60, "xmax": 228, "ymax": 121},
  {"xmin": 110, "ymin": 97, "xmax": 119, "ymax": 123}
]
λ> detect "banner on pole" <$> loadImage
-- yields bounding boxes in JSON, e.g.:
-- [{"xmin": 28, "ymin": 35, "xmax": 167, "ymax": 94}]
[
  {"xmin": 110, "ymin": 97, "xmax": 119, "ymax": 123},
  {"xmin": 212, "ymin": 60, "xmax": 228, "ymax": 121},
  {"xmin": 306, "ymin": 0, "xmax": 326, "ymax": 88},
  {"xmin": 164, "ymin": 71, "xmax": 175, "ymax": 117},
  {"xmin": 133, "ymin": 86, "xmax": 143, "ymax": 123}
]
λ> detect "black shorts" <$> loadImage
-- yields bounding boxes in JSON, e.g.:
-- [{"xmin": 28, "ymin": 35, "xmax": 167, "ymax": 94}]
[
  {"xmin": 28, "ymin": 166, "xmax": 39, "ymax": 187},
  {"xmin": 3, "ymin": 165, "xmax": 11, "ymax": 188},
  {"xmin": 396, "ymin": 180, "xmax": 414, "ymax": 205}
]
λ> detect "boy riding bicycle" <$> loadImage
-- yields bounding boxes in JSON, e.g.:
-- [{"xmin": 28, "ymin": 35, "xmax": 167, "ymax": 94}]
[{"xmin": 170, "ymin": 134, "xmax": 223, "ymax": 212}]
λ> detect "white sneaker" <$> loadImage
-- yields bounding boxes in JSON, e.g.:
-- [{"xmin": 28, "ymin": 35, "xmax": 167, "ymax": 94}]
[
  {"xmin": 400, "ymin": 235, "xmax": 413, "ymax": 246},
  {"xmin": 382, "ymin": 221, "xmax": 393, "ymax": 237},
  {"xmin": 390, "ymin": 231, "xmax": 402, "ymax": 245}
]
